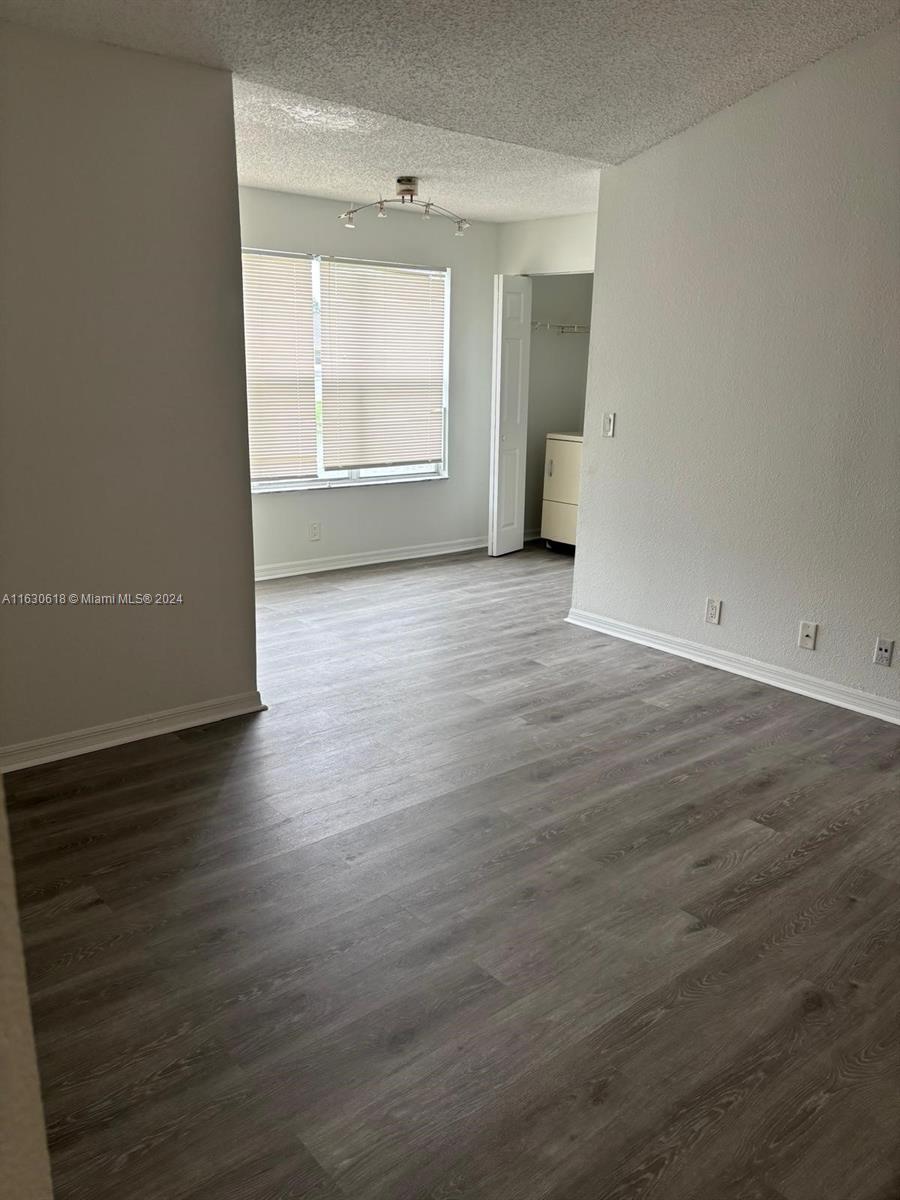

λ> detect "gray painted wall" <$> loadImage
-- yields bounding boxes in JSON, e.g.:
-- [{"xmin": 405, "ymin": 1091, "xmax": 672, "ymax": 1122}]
[
  {"xmin": 498, "ymin": 213, "xmax": 597, "ymax": 275},
  {"xmin": 0, "ymin": 24, "xmax": 259, "ymax": 756},
  {"xmin": 243, "ymin": 187, "xmax": 497, "ymax": 575},
  {"xmin": 243, "ymin": 191, "xmax": 601, "ymax": 576},
  {"xmin": 574, "ymin": 24, "xmax": 900, "ymax": 710},
  {"xmin": 243, "ymin": 188, "xmax": 501, "ymax": 576}
]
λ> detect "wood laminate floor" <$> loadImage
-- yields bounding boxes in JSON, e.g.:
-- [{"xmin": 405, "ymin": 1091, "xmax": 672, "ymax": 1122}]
[{"xmin": 6, "ymin": 545, "xmax": 900, "ymax": 1200}]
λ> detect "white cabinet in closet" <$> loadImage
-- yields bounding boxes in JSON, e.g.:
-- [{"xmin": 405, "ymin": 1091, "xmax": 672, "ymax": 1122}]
[{"xmin": 541, "ymin": 433, "xmax": 583, "ymax": 546}]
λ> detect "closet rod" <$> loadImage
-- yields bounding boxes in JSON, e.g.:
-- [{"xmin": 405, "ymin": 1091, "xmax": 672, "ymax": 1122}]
[{"xmin": 531, "ymin": 321, "xmax": 590, "ymax": 335}]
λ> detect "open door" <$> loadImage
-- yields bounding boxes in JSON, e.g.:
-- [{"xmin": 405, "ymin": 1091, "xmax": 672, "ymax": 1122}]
[{"xmin": 488, "ymin": 274, "xmax": 532, "ymax": 556}]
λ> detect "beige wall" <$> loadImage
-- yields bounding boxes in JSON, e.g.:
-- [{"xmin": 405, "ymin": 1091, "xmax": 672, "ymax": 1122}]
[
  {"xmin": 0, "ymin": 24, "xmax": 260, "ymax": 764},
  {"xmin": 0, "ymin": 782, "xmax": 53, "ymax": 1200},
  {"xmin": 241, "ymin": 187, "xmax": 498, "ymax": 577},
  {"xmin": 573, "ymin": 24, "xmax": 900, "ymax": 717}
]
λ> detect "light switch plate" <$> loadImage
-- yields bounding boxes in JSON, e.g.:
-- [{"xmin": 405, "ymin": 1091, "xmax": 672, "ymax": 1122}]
[{"xmin": 602, "ymin": 412, "xmax": 616, "ymax": 438}]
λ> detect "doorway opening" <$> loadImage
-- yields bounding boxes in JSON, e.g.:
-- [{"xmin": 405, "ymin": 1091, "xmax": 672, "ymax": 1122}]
[{"xmin": 488, "ymin": 272, "xmax": 593, "ymax": 556}]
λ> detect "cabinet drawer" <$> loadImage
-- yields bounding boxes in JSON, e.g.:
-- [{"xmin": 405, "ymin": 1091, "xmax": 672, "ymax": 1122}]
[
  {"xmin": 543, "ymin": 438, "xmax": 582, "ymax": 505},
  {"xmin": 541, "ymin": 500, "xmax": 578, "ymax": 545}
]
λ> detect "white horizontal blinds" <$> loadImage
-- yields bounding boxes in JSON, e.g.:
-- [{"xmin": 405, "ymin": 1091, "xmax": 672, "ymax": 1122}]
[
  {"xmin": 242, "ymin": 251, "xmax": 317, "ymax": 482},
  {"xmin": 319, "ymin": 259, "xmax": 447, "ymax": 471}
]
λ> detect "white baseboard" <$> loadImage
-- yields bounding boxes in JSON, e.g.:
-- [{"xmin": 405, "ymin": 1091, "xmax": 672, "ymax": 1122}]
[
  {"xmin": 566, "ymin": 609, "xmax": 900, "ymax": 727},
  {"xmin": 255, "ymin": 536, "xmax": 487, "ymax": 581},
  {"xmin": 0, "ymin": 690, "xmax": 266, "ymax": 774}
]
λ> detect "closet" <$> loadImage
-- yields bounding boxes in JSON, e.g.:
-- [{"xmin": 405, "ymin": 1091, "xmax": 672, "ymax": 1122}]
[{"xmin": 525, "ymin": 273, "xmax": 592, "ymax": 548}]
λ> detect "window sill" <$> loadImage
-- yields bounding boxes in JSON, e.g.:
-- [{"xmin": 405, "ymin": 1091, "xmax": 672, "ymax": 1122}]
[{"xmin": 252, "ymin": 472, "xmax": 449, "ymax": 496}]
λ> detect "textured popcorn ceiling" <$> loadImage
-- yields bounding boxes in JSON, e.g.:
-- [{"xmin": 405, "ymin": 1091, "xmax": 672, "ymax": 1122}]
[
  {"xmin": 234, "ymin": 82, "xmax": 602, "ymax": 222},
  {"xmin": 1, "ymin": 0, "xmax": 897, "ymax": 219}
]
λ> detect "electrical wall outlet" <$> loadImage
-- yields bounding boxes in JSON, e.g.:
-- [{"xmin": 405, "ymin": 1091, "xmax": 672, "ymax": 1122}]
[
  {"xmin": 798, "ymin": 621, "xmax": 818, "ymax": 650},
  {"xmin": 602, "ymin": 412, "xmax": 616, "ymax": 438},
  {"xmin": 308, "ymin": 522, "xmax": 321, "ymax": 542},
  {"xmin": 874, "ymin": 637, "xmax": 894, "ymax": 667},
  {"xmin": 705, "ymin": 597, "xmax": 722, "ymax": 625}
]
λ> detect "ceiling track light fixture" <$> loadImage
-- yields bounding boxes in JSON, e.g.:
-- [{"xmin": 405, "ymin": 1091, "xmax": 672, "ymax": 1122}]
[{"xmin": 339, "ymin": 176, "xmax": 470, "ymax": 236}]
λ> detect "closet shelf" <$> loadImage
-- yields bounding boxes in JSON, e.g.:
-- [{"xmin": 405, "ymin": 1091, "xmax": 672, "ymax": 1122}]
[{"xmin": 531, "ymin": 321, "xmax": 590, "ymax": 335}]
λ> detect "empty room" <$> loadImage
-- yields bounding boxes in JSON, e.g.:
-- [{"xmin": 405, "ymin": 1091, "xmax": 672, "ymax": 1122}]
[{"xmin": 1, "ymin": 4, "xmax": 898, "ymax": 1200}]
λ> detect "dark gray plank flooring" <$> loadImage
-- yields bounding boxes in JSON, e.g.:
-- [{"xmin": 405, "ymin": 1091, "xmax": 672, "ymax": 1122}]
[{"xmin": 5, "ymin": 544, "xmax": 900, "ymax": 1200}]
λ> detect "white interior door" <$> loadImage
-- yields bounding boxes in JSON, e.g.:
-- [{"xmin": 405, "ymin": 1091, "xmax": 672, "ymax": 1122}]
[{"xmin": 488, "ymin": 274, "xmax": 532, "ymax": 556}]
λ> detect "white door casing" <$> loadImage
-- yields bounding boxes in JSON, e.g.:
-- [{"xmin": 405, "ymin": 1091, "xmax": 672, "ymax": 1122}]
[{"xmin": 488, "ymin": 274, "xmax": 532, "ymax": 556}]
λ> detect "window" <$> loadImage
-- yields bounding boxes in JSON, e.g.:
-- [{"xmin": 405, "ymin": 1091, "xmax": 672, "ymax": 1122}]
[{"xmin": 242, "ymin": 250, "xmax": 450, "ymax": 491}]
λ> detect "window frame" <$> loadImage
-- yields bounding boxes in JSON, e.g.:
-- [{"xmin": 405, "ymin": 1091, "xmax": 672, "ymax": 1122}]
[{"xmin": 242, "ymin": 247, "xmax": 451, "ymax": 495}]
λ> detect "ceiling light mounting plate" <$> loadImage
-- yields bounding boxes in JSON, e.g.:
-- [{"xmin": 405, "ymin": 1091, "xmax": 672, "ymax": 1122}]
[{"xmin": 396, "ymin": 175, "xmax": 418, "ymax": 201}]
